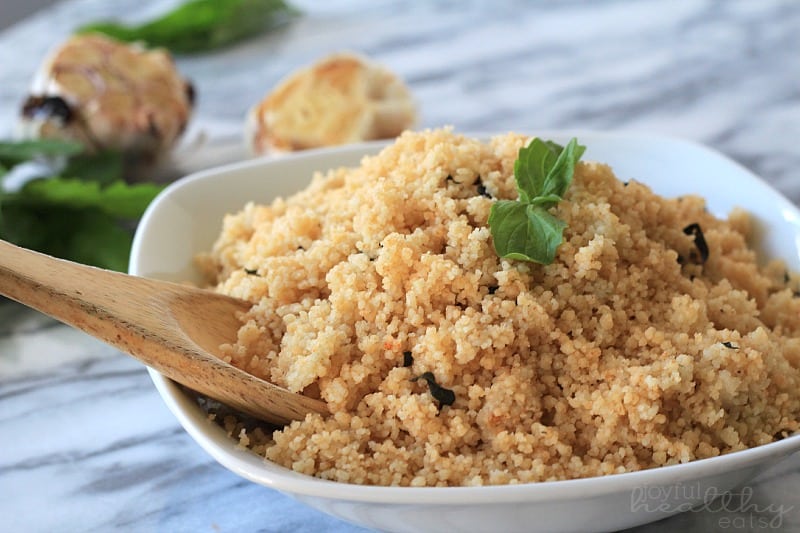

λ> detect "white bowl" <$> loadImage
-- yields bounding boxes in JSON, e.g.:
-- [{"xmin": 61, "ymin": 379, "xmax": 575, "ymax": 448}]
[{"xmin": 130, "ymin": 132, "xmax": 800, "ymax": 533}]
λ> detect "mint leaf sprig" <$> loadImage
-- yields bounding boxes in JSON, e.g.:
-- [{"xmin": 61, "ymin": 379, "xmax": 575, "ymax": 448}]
[{"xmin": 488, "ymin": 137, "xmax": 586, "ymax": 264}]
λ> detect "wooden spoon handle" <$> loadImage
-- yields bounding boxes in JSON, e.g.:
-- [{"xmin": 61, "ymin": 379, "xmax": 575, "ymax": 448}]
[
  {"xmin": 0, "ymin": 239, "xmax": 220, "ymax": 357},
  {"xmin": 0, "ymin": 240, "xmax": 328, "ymax": 424}
]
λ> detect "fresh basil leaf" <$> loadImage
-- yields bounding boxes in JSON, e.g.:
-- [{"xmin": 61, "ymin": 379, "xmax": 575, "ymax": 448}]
[
  {"xmin": 78, "ymin": 0, "xmax": 299, "ymax": 54},
  {"xmin": 0, "ymin": 139, "xmax": 83, "ymax": 165},
  {"xmin": 542, "ymin": 138, "xmax": 585, "ymax": 198},
  {"xmin": 488, "ymin": 200, "xmax": 567, "ymax": 264},
  {"xmin": 514, "ymin": 137, "xmax": 586, "ymax": 203},
  {"xmin": 513, "ymin": 138, "xmax": 561, "ymax": 203},
  {"xmin": 529, "ymin": 193, "xmax": 562, "ymax": 208},
  {"xmin": 488, "ymin": 137, "xmax": 584, "ymax": 264}
]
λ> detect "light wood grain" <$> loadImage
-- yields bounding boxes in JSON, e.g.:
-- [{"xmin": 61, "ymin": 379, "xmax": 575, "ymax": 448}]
[{"xmin": 0, "ymin": 240, "xmax": 328, "ymax": 425}]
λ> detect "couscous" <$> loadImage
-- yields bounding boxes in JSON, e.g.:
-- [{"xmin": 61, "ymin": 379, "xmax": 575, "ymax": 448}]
[{"xmin": 198, "ymin": 129, "xmax": 800, "ymax": 487}]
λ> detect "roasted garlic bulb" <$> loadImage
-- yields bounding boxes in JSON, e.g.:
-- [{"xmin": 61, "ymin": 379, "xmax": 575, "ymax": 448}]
[{"xmin": 19, "ymin": 34, "xmax": 194, "ymax": 171}]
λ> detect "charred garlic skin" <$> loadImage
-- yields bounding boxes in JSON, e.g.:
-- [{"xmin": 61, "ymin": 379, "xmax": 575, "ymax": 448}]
[
  {"xmin": 19, "ymin": 34, "xmax": 194, "ymax": 170},
  {"xmin": 21, "ymin": 95, "xmax": 75, "ymax": 125}
]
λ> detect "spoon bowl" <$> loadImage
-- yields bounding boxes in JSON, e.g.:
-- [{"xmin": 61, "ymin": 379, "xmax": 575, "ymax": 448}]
[{"xmin": 0, "ymin": 239, "xmax": 327, "ymax": 424}]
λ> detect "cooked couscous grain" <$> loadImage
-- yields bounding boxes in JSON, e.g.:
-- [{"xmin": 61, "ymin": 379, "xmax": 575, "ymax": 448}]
[{"xmin": 198, "ymin": 129, "xmax": 800, "ymax": 486}]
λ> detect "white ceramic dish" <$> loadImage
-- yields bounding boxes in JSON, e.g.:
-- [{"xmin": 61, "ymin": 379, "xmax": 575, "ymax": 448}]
[{"xmin": 130, "ymin": 131, "xmax": 800, "ymax": 533}]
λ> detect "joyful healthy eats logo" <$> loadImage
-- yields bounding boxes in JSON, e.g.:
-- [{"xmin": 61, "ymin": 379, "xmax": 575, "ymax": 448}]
[{"xmin": 631, "ymin": 483, "xmax": 794, "ymax": 529}]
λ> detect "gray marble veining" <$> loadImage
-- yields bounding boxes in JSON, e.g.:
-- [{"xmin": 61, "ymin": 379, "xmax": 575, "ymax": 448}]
[{"xmin": 1, "ymin": 0, "xmax": 800, "ymax": 531}]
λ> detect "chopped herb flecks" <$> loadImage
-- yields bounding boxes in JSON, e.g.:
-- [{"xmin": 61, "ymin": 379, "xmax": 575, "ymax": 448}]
[
  {"xmin": 475, "ymin": 177, "xmax": 492, "ymax": 198},
  {"xmin": 244, "ymin": 268, "xmax": 259, "ymax": 275},
  {"xmin": 721, "ymin": 341, "xmax": 739, "ymax": 349},
  {"xmin": 411, "ymin": 371, "xmax": 455, "ymax": 409},
  {"xmin": 774, "ymin": 429, "xmax": 792, "ymax": 441},
  {"xmin": 683, "ymin": 223, "xmax": 709, "ymax": 264},
  {"xmin": 403, "ymin": 351, "xmax": 414, "ymax": 367}
]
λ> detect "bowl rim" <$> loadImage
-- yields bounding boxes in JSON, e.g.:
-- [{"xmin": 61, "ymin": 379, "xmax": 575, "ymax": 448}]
[{"xmin": 131, "ymin": 129, "xmax": 800, "ymax": 503}]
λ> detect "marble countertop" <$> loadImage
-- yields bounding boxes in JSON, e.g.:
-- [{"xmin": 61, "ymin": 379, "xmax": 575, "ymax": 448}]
[{"xmin": 2, "ymin": 1, "xmax": 800, "ymax": 531}]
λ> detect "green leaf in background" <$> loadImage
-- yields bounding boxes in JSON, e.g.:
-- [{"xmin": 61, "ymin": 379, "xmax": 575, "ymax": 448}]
[
  {"xmin": 65, "ymin": 210, "xmax": 136, "ymax": 272},
  {"xmin": 0, "ymin": 205, "xmax": 134, "ymax": 272},
  {"xmin": 62, "ymin": 150, "xmax": 123, "ymax": 186},
  {"xmin": 12, "ymin": 178, "xmax": 162, "ymax": 219},
  {"xmin": 0, "ymin": 139, "xmax": 83, "ymax": 166},
  {"xmin": 0, "ymin": 139, "xmax": 163, "ymax": 271},
  {"xmin": 77, "ymin": 0, "xmax": 300, "ymax": 54},
  {"xmin": 488, "ymin": 137, "xmax": 585, "ymax": 264}
]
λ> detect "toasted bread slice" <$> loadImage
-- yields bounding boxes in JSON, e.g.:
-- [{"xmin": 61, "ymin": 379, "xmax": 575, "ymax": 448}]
[{"xmin": 246, "ymin": 53, "xmax": 416, "ymax": 154}]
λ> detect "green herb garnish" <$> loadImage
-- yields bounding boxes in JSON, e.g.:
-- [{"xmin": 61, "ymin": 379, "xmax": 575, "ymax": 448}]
[
  {"xmin": 0, "ymin": 139, "xmax": 162, "ymax": 272},
  {"xmin": 77, "ymin": 0, "xmax": 299, "ymax": 54},
  {"xmin": 488, "ymin": 137, "xmax": 585, "ymax": 264}
]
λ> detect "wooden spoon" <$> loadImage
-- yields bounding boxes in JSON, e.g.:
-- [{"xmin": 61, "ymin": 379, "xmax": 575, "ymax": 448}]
[{"xmin": 0, "ymin": 240, "xmax": 328, "ymax": 425}]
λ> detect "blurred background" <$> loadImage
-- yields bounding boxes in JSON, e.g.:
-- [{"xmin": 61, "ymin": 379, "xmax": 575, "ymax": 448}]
[
  {"xmin": 0, "ymin": 0, "xmax": 58, "ymax": 29},
  {"xmin": 2, "ymin": 1, "xmax": 800, "ymax": 532}
]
